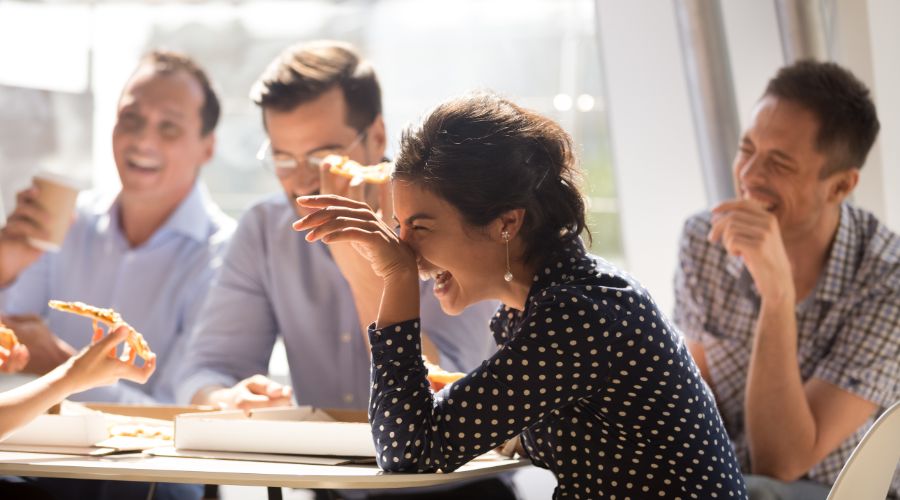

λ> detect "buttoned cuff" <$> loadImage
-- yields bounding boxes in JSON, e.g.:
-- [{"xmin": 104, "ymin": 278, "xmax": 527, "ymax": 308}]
[
  {"xmin": 368, "ymin": 318, "xmax": 422, "ymax": 364},
  {"xmin": 176, "ymin": 369, "xmax": 241, "ymax": 406}
]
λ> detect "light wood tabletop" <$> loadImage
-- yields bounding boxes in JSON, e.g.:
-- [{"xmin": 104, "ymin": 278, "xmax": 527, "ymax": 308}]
[{"xmin": 0, "ymin": 450, "xmax": 528, "ymax": 493}]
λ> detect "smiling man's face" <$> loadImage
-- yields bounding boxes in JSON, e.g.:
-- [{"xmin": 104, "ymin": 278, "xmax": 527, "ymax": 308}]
[
  {"xmin": 732, "ymin": 95, "xmax": 841, "ymax": 239},
  {"xmin": 112, "ymin": 66, "xmax": 213, "ymax": 207},
  {"xmin": 263, "ymin": 86, "xmax": 383, "ymax": 217}
]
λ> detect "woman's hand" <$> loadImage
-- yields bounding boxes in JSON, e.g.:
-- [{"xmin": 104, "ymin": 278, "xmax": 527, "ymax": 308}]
[
  {"xmin": 0, "ymin": 343, "xmax": 29, "ymax": 373},
  {"xmin": 293, "ymin": 195, "xmax": 416, "ymax": 279},
  {"xmin": 62, "ymin": 325, "xmax": 156, "ymax": 394}
]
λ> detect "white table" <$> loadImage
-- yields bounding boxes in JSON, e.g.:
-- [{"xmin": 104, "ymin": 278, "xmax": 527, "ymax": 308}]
[{"xmin": 0, "ymin": 450, "xmax": 529, "ymax": 499}]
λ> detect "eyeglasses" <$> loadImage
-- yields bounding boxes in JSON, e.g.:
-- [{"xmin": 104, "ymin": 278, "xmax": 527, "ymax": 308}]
[{"xmin": 256, "ymin": 131, "xmax": 368, "ymax": 179}]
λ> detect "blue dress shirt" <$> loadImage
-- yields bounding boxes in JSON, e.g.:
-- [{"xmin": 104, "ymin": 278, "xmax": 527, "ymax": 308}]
[
  {"xmin": 176, "ymin": 195, "xmax": 498, "ymax": 409},
  {"xmin": 0, "ymin": 182, "xmax": 235, "ymax": 404}
]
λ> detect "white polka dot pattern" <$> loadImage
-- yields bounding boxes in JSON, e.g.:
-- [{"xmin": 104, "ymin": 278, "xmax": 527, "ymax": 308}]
[{"xmin": 368, "ymin": 235, "xmax": 748, "ymax": 499}]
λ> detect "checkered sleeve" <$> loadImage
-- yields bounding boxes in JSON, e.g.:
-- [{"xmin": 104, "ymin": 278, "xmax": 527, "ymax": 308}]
[
  {"xmin": 813, "ymin": 287, "xmax": 900, "ymax": 407},
  {"xmin": 674, "ymin": 215, "xmax": 709, "ymax": 344}
]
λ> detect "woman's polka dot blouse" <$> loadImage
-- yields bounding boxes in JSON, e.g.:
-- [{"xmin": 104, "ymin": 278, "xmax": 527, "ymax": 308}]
[{"xmin": 368, "ymin": 235, "xmax": 748, "ymax": 499}]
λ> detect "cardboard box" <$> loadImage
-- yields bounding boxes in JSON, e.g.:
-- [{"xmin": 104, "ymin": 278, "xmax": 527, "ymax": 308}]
[
  {"xmin": 174, "ymin": 406, "xmax": 375, "ymax": 457},
  {"xmin": 1, "ymin": 412, "xmax": 107, "ymax": 447},
  {"xmin": 0, "ymin": 401, "xmax": 216, "ymax": 452}
]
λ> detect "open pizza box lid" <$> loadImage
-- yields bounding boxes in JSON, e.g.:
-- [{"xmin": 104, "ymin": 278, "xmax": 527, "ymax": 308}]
[
  {"xmin": 0, "ymin": 401, "xmax": 215, "ymax": 455},
  {"xmin": 173, "ymin": 406, "xmax": 375, "ymax": 458}
]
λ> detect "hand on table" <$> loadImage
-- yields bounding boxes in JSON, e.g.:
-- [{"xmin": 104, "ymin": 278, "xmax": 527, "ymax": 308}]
[{"xmin": 206, "ymin": 374, "xmax": 294, "ymax": 413}]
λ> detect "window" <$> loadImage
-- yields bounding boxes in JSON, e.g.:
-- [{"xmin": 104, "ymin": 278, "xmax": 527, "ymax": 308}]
[{"xmin": 0, "ymin": 0, "xmax": 621, "ymax": 261}]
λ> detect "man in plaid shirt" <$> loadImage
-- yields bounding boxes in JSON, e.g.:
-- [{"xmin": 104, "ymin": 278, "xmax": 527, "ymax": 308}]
[{"xmin": 675, "ymin": 60, "xmax": 899, "ymax": 500}]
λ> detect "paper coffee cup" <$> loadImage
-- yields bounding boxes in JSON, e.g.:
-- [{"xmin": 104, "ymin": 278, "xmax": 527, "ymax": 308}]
[{"xmin": 27, "ymin": 171, "xmax": 83, "ymax": 252}]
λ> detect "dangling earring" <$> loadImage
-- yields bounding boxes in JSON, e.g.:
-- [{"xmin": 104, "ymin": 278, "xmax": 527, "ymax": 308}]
[{"xmin": 502, "ymin": 230, "xmax": 513, "ymax": 282}]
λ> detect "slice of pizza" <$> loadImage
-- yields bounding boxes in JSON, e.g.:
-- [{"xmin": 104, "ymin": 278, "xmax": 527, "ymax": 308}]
[
  {"xmin": 0, "ymin": 322, "xmax": 19, "ymax": 351},
  {"xmin": 423, "ymin": 357, "xmax": 466, "ymax": 392},
  {"xmin": 48, "ymin": 300, "xmax": 155, "ymax": 361},
  {"xmin": 323, "ymin": 154, "xmax": 392, "ymax": 185}
]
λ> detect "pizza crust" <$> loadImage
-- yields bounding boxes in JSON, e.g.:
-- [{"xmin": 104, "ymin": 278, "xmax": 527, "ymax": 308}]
[{"xmin": 48, "ymin": 300, "xmax": 154, "ymax": 361}]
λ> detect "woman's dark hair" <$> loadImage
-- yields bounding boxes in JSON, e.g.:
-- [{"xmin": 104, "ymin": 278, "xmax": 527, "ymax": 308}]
[{"xmin": 394, "ymin": 91, "xmax": 589, "ymax": 265}]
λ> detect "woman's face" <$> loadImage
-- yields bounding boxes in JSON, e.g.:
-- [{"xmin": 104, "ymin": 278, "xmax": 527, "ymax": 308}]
[{"xmin": 392, "ymin": 180, "xmax": 507, "ymax": 315}]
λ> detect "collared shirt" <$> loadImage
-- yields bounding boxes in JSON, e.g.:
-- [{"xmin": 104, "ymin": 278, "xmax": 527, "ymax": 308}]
[
  {"xmin": 368, "ymin": 234, "xmax": 747, "ymax": 499},
  {"xmin": 674, "ymin": 203, "xmax": 900, "ymax": 498},
  {"xmin": 0, "ymin": 183, "xmax": 235, "ymax": 404},
  {"xmin": 175, "ymin": 195, "xmax": 498, "ymax": 409}
]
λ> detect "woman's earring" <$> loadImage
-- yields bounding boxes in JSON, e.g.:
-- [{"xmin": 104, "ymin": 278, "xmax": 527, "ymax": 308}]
[{"xmin": 502, "ymin": 230, "xmax": 513, "ymax": 282}]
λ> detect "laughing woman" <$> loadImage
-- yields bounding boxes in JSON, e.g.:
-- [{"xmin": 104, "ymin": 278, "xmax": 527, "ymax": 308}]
[{"xmin": 294, "ymin": 92, "xmax": 747, "ymax": 499}]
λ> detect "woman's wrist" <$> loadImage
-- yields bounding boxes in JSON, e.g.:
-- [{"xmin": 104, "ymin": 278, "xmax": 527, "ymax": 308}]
[{"xmin": 377, "ymin": 268, "xmax": 420, "ymax": 328}]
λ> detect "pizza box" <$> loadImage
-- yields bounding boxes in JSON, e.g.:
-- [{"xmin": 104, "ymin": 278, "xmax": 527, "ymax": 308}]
[
  {"xmin": 0, "ymin": 401, "xmax": 215, "ymax": 453},
  {"xmin": 174, "ymin": 406, "xmax": 376, "ymax": 458},
  {"xmin": 1, "ymin": 411, "xmax": 107, "ymax": 448}
]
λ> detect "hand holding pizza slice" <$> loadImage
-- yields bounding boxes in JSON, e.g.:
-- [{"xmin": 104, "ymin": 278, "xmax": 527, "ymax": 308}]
[
  {"xmin": 0, "ymin": 322, "xmax": 19, "ymax": 352},
  {"xmin": 0, "ymin": 321, "xmax": 28, "ymax": 372},
  {"xmin": 48, "ymin": 300, "xmax": 155, "ymax": 364},
  {"xmin": 321, "ymin": 154, "xmax": 392, "ymax": 186}
]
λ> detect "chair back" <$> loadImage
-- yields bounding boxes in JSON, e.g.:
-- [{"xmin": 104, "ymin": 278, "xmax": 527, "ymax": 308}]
[{"xmin": 827, "ymin": 400, "xmax": 900, "ymax": 500}]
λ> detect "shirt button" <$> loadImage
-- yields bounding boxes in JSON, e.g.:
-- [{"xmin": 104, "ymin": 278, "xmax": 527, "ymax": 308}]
[
  {"xmin": 343, "ymin": 393, "xmax": 354, "ymax": 403},
  {"xmin": 340, "ymin": 333, "xmax": 352, "ymax": 343}
]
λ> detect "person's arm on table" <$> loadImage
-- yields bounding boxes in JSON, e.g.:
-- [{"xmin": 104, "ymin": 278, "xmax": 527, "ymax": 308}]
[
  {"xmin": 0, "ymin": 326, "xmax": 155, "ymax": 438},
  {"xmin": 710, "ymin": 200, "xmax": 879, "ymax": 480},
  {"xmin": 177, "ymin": 208, "xmax": 289, "ymax": 410}
]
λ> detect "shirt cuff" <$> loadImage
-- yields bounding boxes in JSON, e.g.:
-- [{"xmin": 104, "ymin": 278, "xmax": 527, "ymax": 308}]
[
  {"xmin": 368, "ymin": 318, "xmax": 423, "ymax": 364},
  {"xmin": 176, "ymin": 369, "xmax": 240, "ymax": 406}
]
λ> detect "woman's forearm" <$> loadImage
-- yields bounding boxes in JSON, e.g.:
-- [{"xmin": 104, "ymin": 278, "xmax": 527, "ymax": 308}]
[
  {"xmin": 376, "ymin": 269, "xmax": 421, "ymax": 329},
  {"xmin": 0, "ymin": 364, "xmax": 74, "ymax": 439}
]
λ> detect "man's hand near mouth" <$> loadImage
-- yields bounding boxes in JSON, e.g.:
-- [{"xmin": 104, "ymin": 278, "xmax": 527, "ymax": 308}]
[{"xmin": 708, "ymin": 198, "xmax": 794, "ymax": 304}]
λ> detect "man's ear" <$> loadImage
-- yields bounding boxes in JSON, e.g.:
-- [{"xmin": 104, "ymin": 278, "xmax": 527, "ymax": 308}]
[
  {"xmin": 197, "ymin": 132, "xmax": 216, "ymax": 172},
  {"xmin": 494, "ymin": 208, "xmax": 526, "ymax": 241},
  {"xmin": 828, "ymin": 168, "xmax": 859, "ymax": 204},
  {"xmin": 366, "ymin": 115, "xmax": 387, "ymax": 161}
]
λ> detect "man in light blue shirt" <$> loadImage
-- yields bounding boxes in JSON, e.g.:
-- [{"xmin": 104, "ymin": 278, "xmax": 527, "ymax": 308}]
[{"xmin": 0, "ymin": 50, "xmax": 235, "ymax": 405}]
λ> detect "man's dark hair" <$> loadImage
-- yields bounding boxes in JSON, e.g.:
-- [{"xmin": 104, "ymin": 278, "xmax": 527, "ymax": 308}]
[
  {"xmin": 138, "ymin": 50, "xmax": 221, "ymax": 136},
  {"xmin": 250, "ymin": 40, "xmax": 381, "ymax": 133},
  {"xmin": 764, "ymin": 60, "xmax": 880, "ymax": 176},
  {"xmin": 395, "ymin": 91, "xmax": 589, "ymax": 265}
]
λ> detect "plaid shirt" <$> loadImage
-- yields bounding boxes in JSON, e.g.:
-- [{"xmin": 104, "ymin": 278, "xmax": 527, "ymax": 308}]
[{"xmin": 674, "ymin": 203, "xmax": 900, "ymax": 498}]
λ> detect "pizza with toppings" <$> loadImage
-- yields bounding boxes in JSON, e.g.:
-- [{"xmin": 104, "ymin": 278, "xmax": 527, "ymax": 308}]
[
  {"xmin": 322, "ymin": 154, "xmax": 392, "ymax": 185},
  {"xmin": 48, "ymin": 300, "xmax": 154, "ymax": 362},
  {"xmin": 423, "ymin": 357, "xmax": 466, "ymax": 391}
]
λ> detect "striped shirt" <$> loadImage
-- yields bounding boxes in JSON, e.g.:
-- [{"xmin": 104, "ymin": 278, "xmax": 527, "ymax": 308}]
[{"xmin": 674, "ymin": 203, "xmax": 900, "ymax": 498}]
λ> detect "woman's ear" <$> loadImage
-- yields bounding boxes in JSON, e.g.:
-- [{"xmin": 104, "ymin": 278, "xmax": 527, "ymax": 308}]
[
  {"xmin": 828, "ymin": 168, "xmax": 859, "ymax": 204},
  {"xmin": 495, "ymin": 208, "xmax": 526, "ymax": 241}
]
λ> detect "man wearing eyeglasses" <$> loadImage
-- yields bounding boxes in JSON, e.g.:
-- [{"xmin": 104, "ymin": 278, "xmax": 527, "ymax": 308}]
[{"xmin": 176, "ymin": 40, "xmax": 513, "ymax": 499}]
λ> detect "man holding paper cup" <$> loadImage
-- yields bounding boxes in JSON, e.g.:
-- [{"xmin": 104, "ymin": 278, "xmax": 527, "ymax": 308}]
[{"xmin": 0, "ymin": 50, "xmax": 235, "ymax": 405}]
